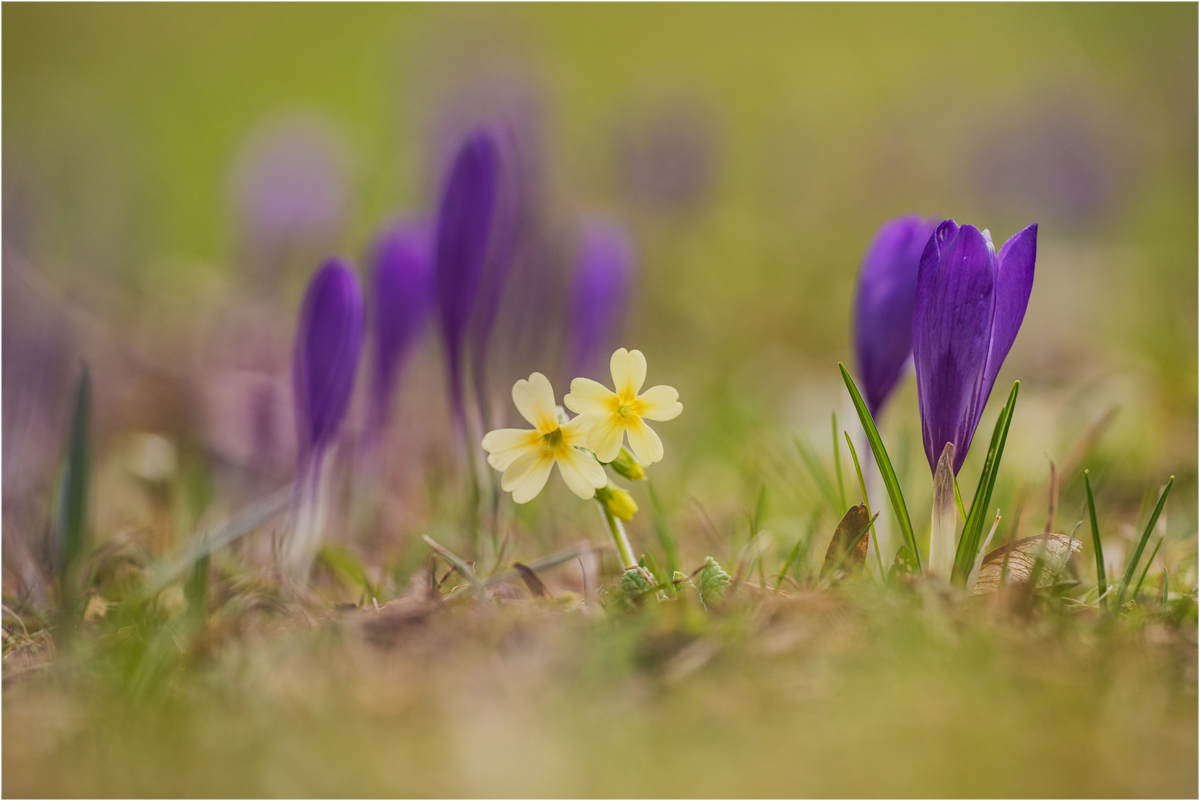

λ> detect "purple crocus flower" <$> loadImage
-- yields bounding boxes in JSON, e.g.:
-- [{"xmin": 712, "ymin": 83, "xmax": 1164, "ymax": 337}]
[
  {"xmin": 367, "ymin": 218, "xmax": 433, "ymax": 433},
  {"xmin": 433, "ymin": 128, "xmax": 500, "ymax": 438},
  {"xmin": 292, "ymin": 258, "xmax": 364, "ymax": 469},
  {"xmin": 912, "ymin": 220, "xmax": 1037, "ymax": 475},
  {"xmin": 568, "ymin": 216, "xmax": 637, "ymax": 378},
  {"xmin": 852, "ymin": 215, "xmax": 938, "ymax": 417}
]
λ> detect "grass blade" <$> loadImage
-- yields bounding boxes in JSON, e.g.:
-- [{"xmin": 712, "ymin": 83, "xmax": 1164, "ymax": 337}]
[
  {"xmin": 844, "ymin": 431, "xmax": 884, "ymax": 577},
  {"xmin": 1132, "ymin": 536, "xmax": 1164, "ymax": 601},
  {"xmin": 952, "ymin": 381, "xmax": 1020, "ymax": 586},
  {"xmin": 1116, "ymin": 476, "xmax": 1173, "ymax": 609},
  {"xmin": 775, "ymin": 538, "xmax": 804, "ymax": 592},
  {"xmin": 56, "ymin": 366, "xmax": 91, "ymax": 632},
  {"xmin": 794, "ymin": 434, "xmax": 841, "ymax": 516},
  {"xmin": 647, "ymin": 482, "xmax": 680, "ymax": 575},
  {"xmin": 837, "ymin": 363, "xmax": 918, "ymax": 571},
  {"xmin": 1083, "ymin": 470, "xmax": 1107, "ymax": 609},
  {"xmin": 831, "ymin": 413, "xmax": 847, "ymax": 512}
]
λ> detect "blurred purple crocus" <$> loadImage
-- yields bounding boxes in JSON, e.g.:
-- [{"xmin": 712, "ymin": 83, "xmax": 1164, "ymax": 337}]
[
  {"xmin": 852, "ymin": 215, "xmax": 938, "ymax": 417},
  {"xmin": 568, "ymin": 216, "xmax": 637, "ymax": 378},
  {"xmin": 292, "ymin": 258, "xmax": 365, "ymax": 470},
  {"xmin": 912, "ymin": 220, "xmax": 1037, "ymax": 475},
  {"xmin": 434, "ymin": 128, "xmax": 500, "ymax": 438},
  {"xmin": 367, "ymin": 219, "xmax": 432, "ymax": 433}
]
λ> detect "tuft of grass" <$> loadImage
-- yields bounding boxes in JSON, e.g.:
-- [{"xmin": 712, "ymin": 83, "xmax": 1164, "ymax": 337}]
[
  {"xmin": 1115, "ymin": 477, "xmax": 1173, "ymax": 609},
  {"xmin": 794, "ymin": 434, "xmax": 841, "ymax": 517},
  {"xmin": 1084, "ymin": 470, "xmax": 1107, "ymax": 609}
]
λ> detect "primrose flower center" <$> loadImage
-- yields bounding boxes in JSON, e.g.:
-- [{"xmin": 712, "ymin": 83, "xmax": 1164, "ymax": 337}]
[
  {"xmin": 541, "ymin": 427, "xmax": 565, "ymax": 454},
  {"xmin": 618, "ymin": 404, "xmax": 633, "ymax": 418}
]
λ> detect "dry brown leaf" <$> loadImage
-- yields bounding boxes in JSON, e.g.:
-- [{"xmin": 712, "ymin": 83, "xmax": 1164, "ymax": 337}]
[
  {"xmin": 971, "ymin": 533, "xmax": 1082, "ymax": 595},
  {"xmin": 821, "ymin": 503, "xmax": 871, "ymax": 580},
  {"xmin": 512, "ymin": 562, "xmax": 551, "ymax": 598}
]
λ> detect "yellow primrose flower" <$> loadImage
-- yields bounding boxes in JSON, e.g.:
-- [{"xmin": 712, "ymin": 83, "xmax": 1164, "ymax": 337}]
[
  {"xmin": 481, "ymin": 372, "xmax": 607, "ymax": 504},
  {"xmin": 564, "ymin": 348, "xmax": 683, "ymax": 465}
]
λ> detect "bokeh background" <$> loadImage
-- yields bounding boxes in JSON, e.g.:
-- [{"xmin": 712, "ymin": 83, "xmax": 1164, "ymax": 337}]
[{"xmin": 4, "ymin": 3, "xmax": 1197, "ymax": 596}]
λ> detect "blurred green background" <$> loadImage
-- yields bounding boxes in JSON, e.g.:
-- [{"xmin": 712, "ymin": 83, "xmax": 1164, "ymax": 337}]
[{"xmin": 4, "ymin": 2, "xmax": 1197, "ymax": 561}]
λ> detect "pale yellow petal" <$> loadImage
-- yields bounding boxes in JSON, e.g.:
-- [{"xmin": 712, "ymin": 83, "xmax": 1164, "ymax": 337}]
[
  {"xmin": 559, "ymin": 415, "xmax": 594, "ymax": 448},
  {"xmin": 586, "ymin": 413, "xmax": 627, "ymax": 463},
  {"xmin": 609, "ymin": 348, "xmax": 647, "ymax": 399},
  {"xmin": 634, "ymin": 385, "xmax": 683, "ymax": 421},
  {"xmin": 625, "ymin": 417, "xmax": 664, "ymax": 464},
  {"xmin": 564, "ymin": 377, "xmax": 616, "ymax": 415},
  {"xmin": 555, "ymin": 447, "xmax": 607, "ymax": 500},
  {"xmin": 512, "ymin": 372, "xmax": 558, "ymax": 433},
  {"xmin": 502, "ymin": 449, "xmax": 555, "ymax": 504},
  {"xmin": 481, "ymin": 428, "xmax": 541, "ymax": 470}
]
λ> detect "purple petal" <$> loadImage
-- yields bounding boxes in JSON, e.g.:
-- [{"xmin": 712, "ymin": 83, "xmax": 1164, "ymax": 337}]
[
  {"xmin": 433, "ymin": 128, "xmax": 500, "ymax": 428},
  {"xmin": 912, "ymin": 224, "xmax": 996, "ymax": 475},
  {"xmin": 292, "ymin": 259, "xmax": 364, "ymax": 464},
  {"xmin": 853, "ymin": 214, "xmax": 938, "ymax": 416},
  {"xmin": 569, "ymin": 216, "xmax": 637, "ymax": 378},
  {"xmin": 981, "ymin": 223, "xmax": 1037, "ymax": 404},
  {"xmin": 368, "ymin": 218, "xmax": 433, "ymax": 430}
]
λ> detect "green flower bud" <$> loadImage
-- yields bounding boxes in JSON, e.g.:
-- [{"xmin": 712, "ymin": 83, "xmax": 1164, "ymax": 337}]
[
  {"xmin": 607, "ymin": 447, "xmax": 646, "ymax": 481},
  {"xmin": 595, "ymin": 481, "xmax": 638, "ymax": 521}
]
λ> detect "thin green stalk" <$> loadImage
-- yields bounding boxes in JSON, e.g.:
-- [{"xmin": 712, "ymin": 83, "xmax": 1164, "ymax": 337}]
[
  {"xmin": 794, "ymin": 434, "xmax": 841, "ymax": 516},
  {"xmin": 952, "ymin": 474, "xmax": 967, "ymax": 523},
  {"xmin": 776, "ymin": 538, "xmax": 804, "ymax": 592},
  {"xmin": 1084, "ymin": 470, "xmax": 1107, "ymax": 610},
  {"xmin": 1161, "ymin": 568, "xmax": 1169, "ymax": 606},
  {"xmin": 601, "ymin": 502, "xmax": 638, "ymax": 569},
  {"xmin": 1132, "ymin": 536, "xmax": 1164, "ymax": 600},
  {"xmin": 844, "ymin": 431, "xmax": 884, "ymax": 577},
  {"xmin": 1116, "ymin": 477, "xmax": 1173, "ymax": 609},
  {"xmin": 838, "ymin": 364, "xmax": 918, "ymax": 570},
  {"xmin": 647, "ymin": 482, "xmax": 680, "ymax": 574},
  {"xmin": 832, "ymin": 413, "xmax": 847, "ymax": 512}
]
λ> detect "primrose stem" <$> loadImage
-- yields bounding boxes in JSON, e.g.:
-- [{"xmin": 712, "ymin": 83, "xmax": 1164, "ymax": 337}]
[{"xmin": 600, "ymin": 501, "xmax": 637, "ymax": 569}]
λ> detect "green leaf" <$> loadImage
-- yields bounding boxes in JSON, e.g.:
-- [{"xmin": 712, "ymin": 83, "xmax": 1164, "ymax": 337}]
[
  {"xmin": 952, "ymin": 381, "xmax": 1020, "ymax": 586},
  {"xmin": 1116, "ymin": 477, "xmax": 1173, "ymax": 609},
  {"xmin": 698, "ymin": 557, "xmax": 731, "ymax": 609},
  {"xmin": 775, "ymin": 538, "xmax": 804, "ymax": 593},
  {"xmin": 837, "ymin": 363, "xmax": 918, "ymax": 571},
  {"xmin": 318, "ymin": 544, "xmax": 376, "ymax": 599},
  {"xmin": 1084, "ymin": 471, "xmax": 1107, "ymax": 610},
  {"xmin": 621, "ymin": 564, "xmax": 659, "ymax": 604}
]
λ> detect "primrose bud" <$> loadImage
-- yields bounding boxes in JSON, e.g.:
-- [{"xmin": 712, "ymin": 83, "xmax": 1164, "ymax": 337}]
[
  {"xmin": 607, "ymin": 446, "xmax": 646, "ymax": 481},
  {"xmin": 595, "ymin": 481, "xmax": 638, "ymax": 521}
]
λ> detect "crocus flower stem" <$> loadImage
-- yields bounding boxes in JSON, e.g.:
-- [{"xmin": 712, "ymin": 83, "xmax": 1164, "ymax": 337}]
[{"xmin": 929, "ymin": 442, "xmax": 957, "ymax": 580}]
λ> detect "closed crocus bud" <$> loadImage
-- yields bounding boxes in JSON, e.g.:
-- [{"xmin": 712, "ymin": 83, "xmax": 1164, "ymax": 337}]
[
  {"xmin": 367, "ymin": 218, "xmax": 433, "ymax": 432},
  {"xmin": 853, "ymin": 215, "xmax": 938, "ymax": 417},
  {"xmin": 434, "ymin": 128, "xmax": 500, "ymax": 438},
  {"xmin": 293, "ymin": 258, "xmax": 365, "ymax": 468},
  {"xmin": 912, "ymin": 220, "xmax": 1037, "ymax": 475},
  {"xmin": 569, "ymin": 217, "xmax": 637, "ymax": 379}
]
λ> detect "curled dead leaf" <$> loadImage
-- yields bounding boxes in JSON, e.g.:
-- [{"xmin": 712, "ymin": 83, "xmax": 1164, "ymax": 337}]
[
  {"xmin": 971, "ymin": 533, "xmax": 1082, "ymax": 595},
  {"xmin": 821, "ymin": 503, "xmax": 872, "ymax": 580},
  {"xmin": 512, "ymin": 562, "xmax": 551, "ymax": 598}
]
